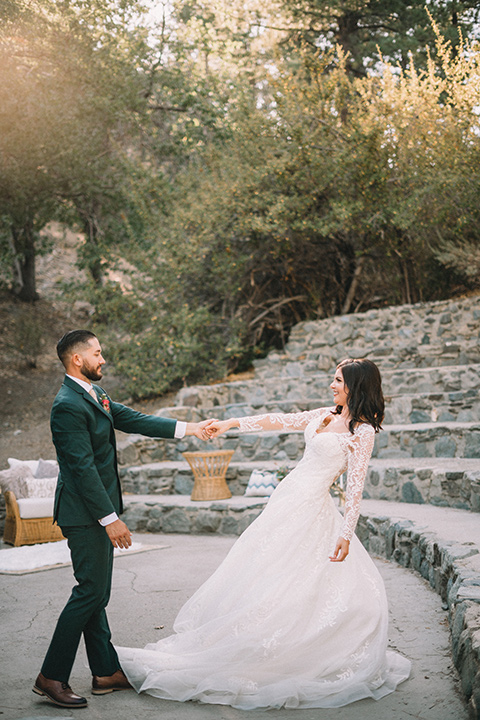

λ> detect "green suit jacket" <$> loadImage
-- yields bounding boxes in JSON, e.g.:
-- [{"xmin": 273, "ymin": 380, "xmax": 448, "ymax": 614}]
[{"xmin": 51, "ymin": 375, "xmax": 177, "ymax": 526}]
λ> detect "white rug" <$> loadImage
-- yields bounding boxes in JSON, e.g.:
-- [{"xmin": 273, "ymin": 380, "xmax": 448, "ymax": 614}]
[{"xmin": 0, "ymin": 540, "xmax": 167, "ymax": 575}]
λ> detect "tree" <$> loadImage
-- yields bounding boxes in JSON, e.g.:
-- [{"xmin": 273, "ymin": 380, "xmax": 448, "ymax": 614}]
[
  {"xmin": 283, "ymin": 0, "xmax": 480, "ymax": 75},
  {"xmin": 0, "ymin": 0, "xmax": 156, "ymax": 300}
]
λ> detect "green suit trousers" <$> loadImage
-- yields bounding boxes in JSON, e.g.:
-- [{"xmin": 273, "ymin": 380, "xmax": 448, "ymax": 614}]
[{"xmin": 41, "ymin": 523, "xmax": 119, "ymax": 682}]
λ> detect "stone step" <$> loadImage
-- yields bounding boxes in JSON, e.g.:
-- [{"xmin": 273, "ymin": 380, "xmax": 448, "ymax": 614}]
[
  {"xmin": 121, "ymin": 456, "xmax": 480, "ymax": 535},
  {"xmin": 252, "ymin": 296, "xmax": 480, "ymax": 377},
  {"xmin": 120, "ymin": 460, "xmax": 294, "ymax": 497},
  {"xmin": 286, "ymin": 296, "xmax": 480, "ymax": 348},
  {"xmin": 383, "ymin": 390, "xmax": 480, "ymax": 424},
  {"xmin": 122, "ymin": 494, "xmax": 269, "ymax": 535},
  {"xmin": 375, "ymin": 421, "xmax": 480, "ymax": 460},
  {"xmin": 364, "ymin": 457, "xmax": 480, "ymax": 511},
  {"xmin": 159, "ymin": 388, "xmax": 480, "ymax": 426},
  {"xmin": 118, "ymin": 429, "xmax": 306, "ymax": 467},
  {"xmin": 120, "ymin": 456, "xmax": 480, "ymax": 513},
  {"xmin": 118, "ymin": 421, "xmax": 480, "ymax": 467},
  {"xmin": 174, "ymin": 363, "xmax": 480, "ymax": 409},
  {"xmin": 253, "ymin": 340, "xmax": 480, "ymax": 379}
]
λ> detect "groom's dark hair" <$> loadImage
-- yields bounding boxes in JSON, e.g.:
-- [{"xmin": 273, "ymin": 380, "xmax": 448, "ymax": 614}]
[{"xmin": 57, "ymin": 330, "xmax": 97, "ymax": 367}]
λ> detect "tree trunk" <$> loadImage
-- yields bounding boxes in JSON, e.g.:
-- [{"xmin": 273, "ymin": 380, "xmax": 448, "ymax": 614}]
[
  {"xmin": 10, "ymin": 224, "xmax": 39, "ymax": 302},
  {"xmin": 83, "ymin": 214, "xmax": 104, "ymax": 286},
  {"xmin": 336, "ymin": 10, "xmax": 365, "ymax": 78},
  {"xmin": 342, "ymin": 255, "xmax": 366, "ymax": 314}
]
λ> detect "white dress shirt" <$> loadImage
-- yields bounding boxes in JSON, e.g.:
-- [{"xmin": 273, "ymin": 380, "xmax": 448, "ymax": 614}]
[{"xmin": 66, "ymin": 375, "xmax": 186, "ymax": 526}]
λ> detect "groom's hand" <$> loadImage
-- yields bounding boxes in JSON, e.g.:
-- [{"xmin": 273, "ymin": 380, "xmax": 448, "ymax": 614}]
[
  {"xmin": 204, "ymin": 418, "xmax": 237, "ymax": 438},
  {"xmin": 105, "ymin": 519, "xmax": 132, "ymax": 549},
  {"xmin": 186, "ymin": 419, "xmax": 219, "ymax": 440}
]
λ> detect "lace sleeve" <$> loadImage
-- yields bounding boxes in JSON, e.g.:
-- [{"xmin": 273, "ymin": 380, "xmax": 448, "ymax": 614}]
[
  {"xmin": 238, "ymin": 407, "xmax": 333, "ymax": 433},
  {"xmin": 340, "ymin": 425, "xmax": 375, "ymax": 542}
]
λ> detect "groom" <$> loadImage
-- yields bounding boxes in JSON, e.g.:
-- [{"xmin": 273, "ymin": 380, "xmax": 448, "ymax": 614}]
[{"xmin": 33, "ymin": 329, "xmax": 212, "ymax": 709}]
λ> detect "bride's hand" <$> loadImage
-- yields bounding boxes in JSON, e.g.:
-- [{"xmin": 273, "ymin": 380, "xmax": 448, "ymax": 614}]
[
  {"xmin": 187, "ymin": 419, "xmax": 219, "ymax": 440},
  {"xmin": 329, "ymin": 537, "xmax": 350, "ymax": 562},
  {"xmin": 204, "ymin": 418, "xmax": 237, "ymax": 438}
]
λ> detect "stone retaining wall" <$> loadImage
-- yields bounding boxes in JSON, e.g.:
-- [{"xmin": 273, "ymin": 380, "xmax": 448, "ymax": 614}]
[
  {"xmin": 365, "ymin": 461, "xmax": 480, "ymax": 510},
  {"xmin": 175, "ymin": 364, "xmax": 480, "ymax": 409},
  {"xmin": 357, "ymin": 511, "xmax": 480, "ymax": 719},
  {"xmin": 122, "ymin": 496, "xmax": 268, "ymax": 536},
  {"xmin": 118, "ymin": 423, "xmax": 480, "ymax": 466},
  {"xmin": 254, "ymin": 295, "xmax": 480, "ymax": 378}
]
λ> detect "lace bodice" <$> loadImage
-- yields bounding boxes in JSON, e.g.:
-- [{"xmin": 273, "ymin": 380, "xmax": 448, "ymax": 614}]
[{"xmin": 238, "ymin": 407, "xmax": 375, "ymax": 541}]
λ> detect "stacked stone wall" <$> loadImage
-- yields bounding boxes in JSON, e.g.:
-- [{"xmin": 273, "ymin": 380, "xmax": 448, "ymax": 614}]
[
  {"xmin": 118, "ymin": 294, "xmax": 480, "ymax": 513},
  {"xmin": 357, "ymin": 510, "xmax": 480, "ymax": 719}
]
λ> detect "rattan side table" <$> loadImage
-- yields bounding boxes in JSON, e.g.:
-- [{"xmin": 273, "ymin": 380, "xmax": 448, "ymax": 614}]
[{"xmin": 182, "ymin": 450, "xmax": 234, "ymax": 501}]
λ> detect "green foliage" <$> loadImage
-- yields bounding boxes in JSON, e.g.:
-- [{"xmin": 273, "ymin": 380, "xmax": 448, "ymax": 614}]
[
  {"xmin": 284, "ymin": 0, "xmax": 480, "ymax": 75},
  {"xmin": 77, "ymin": 25, "xmax": 480, "ymax": 398},
  {"xmin": 0, "ymin": 0, "xmax": 159, "ymax": 298},
  {"xmin": 2, "ymin": 0, "xmax": 480, "ymax": 398},
  {"xmin": 81, "ymin": 280, "xmax": 242, "ymax": 398}
]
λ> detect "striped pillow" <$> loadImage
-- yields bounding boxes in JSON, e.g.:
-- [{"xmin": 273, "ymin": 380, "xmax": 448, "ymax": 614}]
[{"xmin": 244, "ymin": 470, "xmax": 279, "ymax": 497}]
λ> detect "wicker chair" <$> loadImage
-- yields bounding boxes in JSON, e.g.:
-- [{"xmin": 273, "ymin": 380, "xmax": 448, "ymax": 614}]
[{"xmin": 3, "ymin": 490, "xmax": 64, "ymax": 546}]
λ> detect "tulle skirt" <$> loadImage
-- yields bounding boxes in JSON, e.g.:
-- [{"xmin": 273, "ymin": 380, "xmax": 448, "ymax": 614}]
[{"xmin": 118, "ymin": 471, "xmax": 411, "ymax": 709}]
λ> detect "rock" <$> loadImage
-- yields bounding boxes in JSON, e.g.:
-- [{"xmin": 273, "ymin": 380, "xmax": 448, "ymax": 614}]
[
  {"xmin": 176, "ymin": 388, "xmax": 200, "ymax": 407},
  {"xmin": 146, "ymin": 517, "xmax": 163, "ymax": 532},
  {"xmin": 219, "ymin": 516, "xmax": 240, "ymax": 535},
  {"xmin": 410, "ymin": 409, "xmax": 431, "ymax": 423},
  {"xmin": 435, "ymin": 437, "xmax": 457, "ymax": 458},
  {"xmin": 401, "ymin": 482, "xmax": 424, "ymax": 504},
  {"xmin": 162, "ymin": 509, "xmax": 190, "ymax": 533},
  {"xmin": 193, "ymin": 511, "xmax": 221, "ymax": 533},
  {"xmin": 174, "ymin": 475, "xmax": 194, "ymax": 495},
  {"xmin": 466, "ymin": 433, "xmax": 480, "ymax": 459}
]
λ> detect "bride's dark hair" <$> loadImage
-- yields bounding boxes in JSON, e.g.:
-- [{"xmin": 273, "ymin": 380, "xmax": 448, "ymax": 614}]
[{"xmin": 333, "ymin": 358, "xmax": 384, "ymax": 434}]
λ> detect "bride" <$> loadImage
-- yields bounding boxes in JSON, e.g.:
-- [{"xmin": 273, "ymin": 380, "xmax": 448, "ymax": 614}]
[{"xmin": 118, "ymin": 358, "xmax": 411, "ymax": 709}]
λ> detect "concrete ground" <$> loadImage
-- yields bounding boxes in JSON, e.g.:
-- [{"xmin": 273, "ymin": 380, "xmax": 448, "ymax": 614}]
[{"xmin": 0, "ymin": 532, "xmax": 468, "ymax": 720}]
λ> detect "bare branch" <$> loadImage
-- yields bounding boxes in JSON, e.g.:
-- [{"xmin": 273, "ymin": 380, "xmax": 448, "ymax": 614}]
[{"xmin": 249, "ymin": 295, "xmax": 307, "ymax": 327}]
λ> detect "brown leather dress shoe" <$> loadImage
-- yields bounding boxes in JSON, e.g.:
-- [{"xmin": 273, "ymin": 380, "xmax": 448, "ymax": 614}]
[
  {"xmin": 33, "ymin": 672, "xmax": 87, "ymax": 708},
  {"xmin": 92, "ymin": 668, "xmax": 132, "ymax": 695}
]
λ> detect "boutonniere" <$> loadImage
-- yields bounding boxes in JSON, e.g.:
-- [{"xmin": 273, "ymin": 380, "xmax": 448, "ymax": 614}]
[{"xmin": 99, "ymin": 393, "xmax": 111, "ymax": 413}]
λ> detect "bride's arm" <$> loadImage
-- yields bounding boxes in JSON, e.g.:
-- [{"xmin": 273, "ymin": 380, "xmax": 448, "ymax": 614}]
[
  {"xmin": 340, "ymin": 426, "xmax": 376, "ymax": 542},
  {"xmin": 206, "ymin": 407, "xmax": 332, "ymax": 437},
  {"xmin": 330, "ymin": 426, "xmax": 375, "ymax": 562}
]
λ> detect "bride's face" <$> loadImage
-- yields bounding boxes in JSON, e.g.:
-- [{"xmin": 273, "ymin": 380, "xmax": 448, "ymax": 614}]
[{"xmin": 330, "ymin": 367, "xmax": 348, "ymax": 407}]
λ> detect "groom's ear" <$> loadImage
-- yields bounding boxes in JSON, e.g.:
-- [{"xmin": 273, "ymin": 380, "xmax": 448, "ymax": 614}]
[{"xmin": 70, "ymin": 350, "xmax": 84, "ymax": 370}]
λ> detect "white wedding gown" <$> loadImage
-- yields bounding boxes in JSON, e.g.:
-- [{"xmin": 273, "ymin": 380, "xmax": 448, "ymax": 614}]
[{"xmin": 118, "ymin": 407, "xmax": 411, "ymax": 709}]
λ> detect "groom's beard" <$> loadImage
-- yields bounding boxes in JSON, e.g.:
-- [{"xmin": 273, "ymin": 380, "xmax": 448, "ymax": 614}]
[{"xmin": 81, "ymin": 361, "xmax": 103, "ymax": 382}]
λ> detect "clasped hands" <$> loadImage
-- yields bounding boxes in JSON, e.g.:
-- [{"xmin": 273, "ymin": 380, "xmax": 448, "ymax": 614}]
[{"xmin": 191, "ymin": 418, "xmax": 236, "ymax": 441}]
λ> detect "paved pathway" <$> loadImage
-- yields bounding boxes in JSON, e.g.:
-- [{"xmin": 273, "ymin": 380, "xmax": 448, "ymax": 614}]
[{"xmin": 0, "ymin": 533, "xmax": 467, "ymax": 720}]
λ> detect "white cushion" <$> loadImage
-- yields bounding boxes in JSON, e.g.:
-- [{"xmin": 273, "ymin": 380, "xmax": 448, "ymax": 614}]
[
  {"xmin": 0, "ymin": 466, "xmax": 35, "ymax": 498},
  {"xmin": 244, "ymin": 470, "xmax": 279, "ymax": 497},
  {"xmin": 17, "ymin": 497, "xmax": 55, "ymax": 519},
  {"xmin": 25, "ymin": 477, "xmax": 58, "ymax": 498},
  {"xmin": 0, "ymin": 468, "xmax": 57, "ymax": 500},
  {"xmin": 8, "ymin": 457, "xmax": 39, "ymax": 474},
  {"xmin": 35, "ymin": 459, "xmax": 58, "ymax": 478}
]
